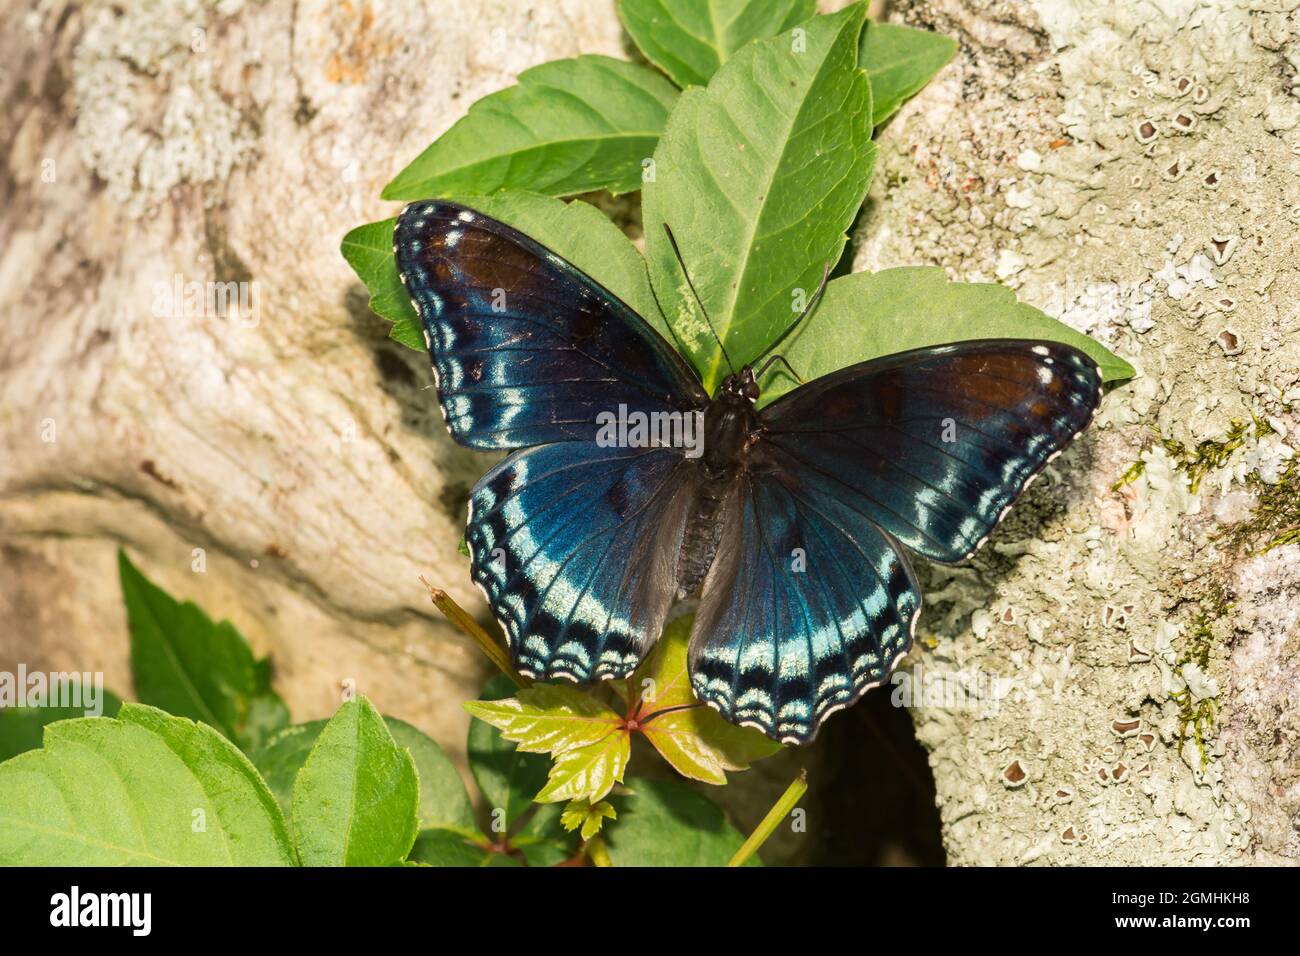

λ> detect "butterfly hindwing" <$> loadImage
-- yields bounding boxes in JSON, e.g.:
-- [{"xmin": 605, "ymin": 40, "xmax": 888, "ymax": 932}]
[
  {"xmin": 468, "ymin": 441, "xmax": 700, "ymax": 682},
  {"xmin": 757, "ymin": 339, "xmax": 1102, "ymax": 563},
  {"xmin": 394, "ymin": 200, "xmax": 706, "ymax": 449},
  {"xmin": 688, "ymin": 462, "xmax": 922, "ymax": 744}
]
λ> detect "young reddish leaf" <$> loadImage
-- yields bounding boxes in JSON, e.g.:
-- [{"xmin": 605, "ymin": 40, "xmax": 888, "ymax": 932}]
[{"xmin": 630, "ymin": 616, "xmax": 782, "ymax": 784}]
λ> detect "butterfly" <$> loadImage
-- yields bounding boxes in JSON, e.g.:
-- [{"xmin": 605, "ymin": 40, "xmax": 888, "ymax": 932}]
[{"xmin": 394, "ymin": 200, "xmax": 1102, "ymax": 744}]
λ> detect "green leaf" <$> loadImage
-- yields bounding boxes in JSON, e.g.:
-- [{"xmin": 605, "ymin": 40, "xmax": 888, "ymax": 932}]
[
  {"xmin": 560, "ymin": 798, "xmax": 617, "ymax": 841},
  {"xmin": 0, "ymin": 685, "xmax": 122, "ymax": 762},
  {"xmin": 0, "ymin": 703, "xmax": 294, "ymax": 865},
  {"xmin": 510, "ymin": 802, "xmax": 575, "ymax": 866},
  {"xmin": 118, "ymin": 549, "xmax": 289, "ymax": 751},
  {"xmin": 248, "ymin": 722, "xmax": 318, "ymax": 827},
  {"xmin": 382, "ymin": 56, "xmax": 677, "ymax": 200},
  {"xmin": 760, "ymin": 266, "xmax": 1134, "ymax": 404},
  {"xmin": 251, "ymin": 716, "xmax": 475, "ymax": 838},
  {"xmin": 604, "ymin": 777, "xmax": 755, "ymax": 866},
  {"xmin": 537, "ymin": 730, "xmax": 630, "ymax": 803},
  {"xmin": 342, "ymin": 191, "xmax": 670, "ymax": 352},
  {"xmin": 464, "ymin": 684, "xmax": 628, "ymax": 804},
  {"xmin": 632, "ymin": 615, "xmax": 780, "ymax": 784},
  {"xmin": 467, "ymin": 675, "xmax": 551, "ymax": 831},
  {"xmin": 339, "ymin": 219, "xmax": 425, "ymax": 349},
  {"xmin": 290, "ymin": 697, "xmax": 420, "ymax": 866},
  {"xmin": 642, "ymin": 3, "xmax": 875, "ymax": 391},
  {"xmin": 385, "ymin": 717, "xmax": 476, "ymax": 836},
  {"xmin": 617, "ymin": 0, "xmax": 815, "ymax": 88},
  {"xmin": 407, "ymin": 828, "xmax": 521, "ymax": 867},
  {"xmin": 860, "ymin": 20, "xmax": 958, "ymax": 128}
]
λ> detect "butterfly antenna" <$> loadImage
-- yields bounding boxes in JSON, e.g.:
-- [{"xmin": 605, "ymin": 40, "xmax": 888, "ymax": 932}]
[
  {"xmin": 645, "ymin": 263, "xmax": 696, "ymax": 363},
  {"xmin": 754, "ymin": 261, "xmax": 832, "ymax": 368},
  {"xmin": 663, "ymin": 223, "xmax": 735, "ymax": 375}
]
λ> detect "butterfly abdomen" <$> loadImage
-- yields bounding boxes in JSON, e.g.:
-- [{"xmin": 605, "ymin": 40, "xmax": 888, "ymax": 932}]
[
  {"xmin": 676, "ymin": 390, "xmax": 761, "ymax": 597},
  {"xmin": 676, "ymin": 482, "xmax": 730, "ymax": 598}
]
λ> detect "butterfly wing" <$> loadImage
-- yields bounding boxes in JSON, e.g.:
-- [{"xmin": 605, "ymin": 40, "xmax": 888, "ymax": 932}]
[
  {"xmin": 393, "ymin": 200, "xmax": 706, "ymax": 448},
  {"xmin": 688, "ymin": 464, "xmax": 922, "ymax": 744},
  {"xmin": 688, "ymin": 339, "xmax": 1101, "ymax": 742},
  {"xmin": 755, "ymin": 339, "xmax": 1103, "ymax": 562},
  {"xmin": 469, "ymin": 441, "xmax": 700, "ymax": 682},
  {"xmin": 396, "ymin": 201, "xmax": 710, "ymax": 680}
]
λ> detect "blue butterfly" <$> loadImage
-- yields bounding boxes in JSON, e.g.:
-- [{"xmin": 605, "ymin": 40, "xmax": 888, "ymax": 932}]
[{"xmin": 394, "ymin": 201, "xmax": 1101, "ymax": 744}]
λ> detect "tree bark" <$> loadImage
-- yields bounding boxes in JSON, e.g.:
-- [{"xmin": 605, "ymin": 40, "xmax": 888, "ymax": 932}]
[
  {"xmin": 861, "ymin": 0, "xmax": 1300, "ymax": 864},
  {"xmin": 0, "ymin": 0, "xmax": 617, "ymax": 753},
  {"xmin": 1, "ymin": 0, "xmax": 1296, "ymax": 864}
]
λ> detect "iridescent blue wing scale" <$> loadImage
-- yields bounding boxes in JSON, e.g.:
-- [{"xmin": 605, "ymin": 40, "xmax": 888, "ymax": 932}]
[
  {"xmin": 756, "ymin": 340, "xmax": 1103, "ymax": 563},
  {"xmin": 393, "ymin": 200, "xmax": 706, "ymax": 448},
  {"xmin": 394, "ymin": 201, "xmax": 707, "ymax": 682},
  {"xmin": 688, "ymin": 339, "xmax": 1101, "ymax": 742},
  {"xmin": 689, "ymin": 464, "xmax": 922, "ymax": 744},
  {"xmin": 468, "ymin": 442, "xmax": 699, "ymax": 682}
]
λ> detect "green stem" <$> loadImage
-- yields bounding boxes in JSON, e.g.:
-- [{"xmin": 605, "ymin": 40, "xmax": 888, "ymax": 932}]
[
  {"xmin": 728, "ymin": 769, "xmax": 808, "ymax": 867},
  {"xmin": 587, "ymin": 836, "xmax": 612, "ymax": 868},
  {"xmin": 637, "ymin": 701, "xmax": 702, "ymax": 726},
  {"xmin": 420, "ymin": 577, "xmax": 530, "ymax": 688}
]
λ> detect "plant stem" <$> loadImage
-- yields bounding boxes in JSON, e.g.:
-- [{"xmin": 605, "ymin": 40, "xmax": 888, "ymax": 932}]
[
  {"xmin": 587, "ymin": 836, "xmax": 612, "ymax": 867},
  {"xmin": 728, "ymin": 769, "xmax": 808, "ymax": 867},
  {"xmin": 420, "ymin": 576, "xmax": 530, "ymax": 688},
  {"xmin": 637, "ymin": 701, "xmax": 702, "ymax": 726}
]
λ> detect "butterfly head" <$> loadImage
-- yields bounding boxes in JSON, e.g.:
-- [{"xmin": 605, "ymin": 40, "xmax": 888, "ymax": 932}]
[{"xmin": 719, "ymin": 367, "xmax": 760, "ymax": 405}]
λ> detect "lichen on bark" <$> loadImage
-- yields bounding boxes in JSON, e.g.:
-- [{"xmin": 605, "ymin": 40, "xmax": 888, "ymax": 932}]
[{"xmin": 857, "ymin": 0, "xmax": 1299, "ymax": 864}]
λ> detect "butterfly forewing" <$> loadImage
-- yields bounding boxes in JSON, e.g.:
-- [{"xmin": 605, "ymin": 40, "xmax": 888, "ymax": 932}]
[
  {"xmin": 756, "ymin": 340, "xmax": 1103, "ymax": 562},
  {"xmin": 394, "ymin": 200, "xmax": 705, "ymax": 449}
]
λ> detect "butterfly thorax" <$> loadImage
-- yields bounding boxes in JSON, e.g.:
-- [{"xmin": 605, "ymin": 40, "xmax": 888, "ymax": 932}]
[
  {"xmin": 700, "ymin": 367, "xmax": 761, "ymax": 478},
  {"xmin": 676, "ymin": 368, "xmax": 762, "ymax": 597}
]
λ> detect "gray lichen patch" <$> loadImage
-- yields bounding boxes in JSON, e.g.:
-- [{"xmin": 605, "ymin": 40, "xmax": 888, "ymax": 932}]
[
  {"xmin": 862, "ymin": 0, "xmax": 1299, "ymax": 864},
  {"xmin": 1221, "ymin": 545, "xmax": 1300, "ymax": 862},
  {"xmin": 72, "ymin": 0, "xmax": 257, "ymax": 213}
]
